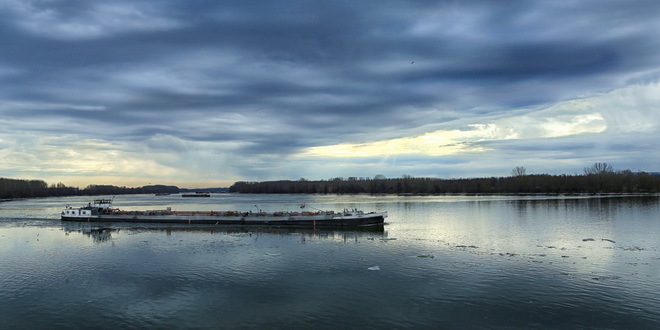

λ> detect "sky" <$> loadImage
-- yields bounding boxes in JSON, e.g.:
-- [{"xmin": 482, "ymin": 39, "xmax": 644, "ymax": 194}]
[{"xmin": 1, "ymin": 0, "xmax": 659, "ymax": 188}]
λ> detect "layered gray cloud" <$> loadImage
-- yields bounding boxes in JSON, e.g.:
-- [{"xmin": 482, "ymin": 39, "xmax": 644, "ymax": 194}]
[{"xmin": 1, "ymin": 0, "xmax": 659, "ymax": 186}]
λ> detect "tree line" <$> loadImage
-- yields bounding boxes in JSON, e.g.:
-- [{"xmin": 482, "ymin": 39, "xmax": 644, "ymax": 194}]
[
  {"xmin": 3, "ymin": 163, "xmax": 659, "ymax": 199},
  {"xmin": 229, "ymin": 164, "xmax": 660, "ymax": 194},
  {"xmin": 0, "ymin": 178, "xmax": 179, "ymax": 200}
]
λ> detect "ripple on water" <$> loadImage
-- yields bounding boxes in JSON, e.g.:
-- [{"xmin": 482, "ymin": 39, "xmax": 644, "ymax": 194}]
[{"xmin": 1, "ymin": 195, "xmax": 659, "ymax": 328}]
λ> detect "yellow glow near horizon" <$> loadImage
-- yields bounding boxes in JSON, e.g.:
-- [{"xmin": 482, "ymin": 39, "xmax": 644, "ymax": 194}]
[
  {"xmin": 300, "ymin": 129, "xmax": 489, "ymax": 157},
  {"xmin": 298, "ymin": 111, "xmax": 607, "ymax": 158}
]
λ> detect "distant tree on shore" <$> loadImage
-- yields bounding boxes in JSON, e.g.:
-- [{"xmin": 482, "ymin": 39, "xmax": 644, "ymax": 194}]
[
  {"xmin": 584, "ymin": 162, "xmax": 614, "ymax": 175},
  {"xmin": 511, "ymin": 166, "xmax": 527, "ymax": 177},
  {"xmin": 3, "ymin": 163, "xmax": 660, "ymax": 199},
  {"xmin": 0, "ymin": 178, "xmax": 180, "ymax": 200},
  {"xmin": 229, "ymin": 164, "xmax": 660, "ymax": 194},
  {"xmin": 0, "ymin": 178, "xmax": 49, "ymax": 199}
]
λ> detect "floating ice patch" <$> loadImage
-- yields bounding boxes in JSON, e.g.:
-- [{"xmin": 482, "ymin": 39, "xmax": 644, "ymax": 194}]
[
  {"xmin": 368, "ymin": 266, "xmax": 381, "ymax": 271},
  {"xmin": 417, "ymin": 254, "xmax": 435, "ymax": 258}
]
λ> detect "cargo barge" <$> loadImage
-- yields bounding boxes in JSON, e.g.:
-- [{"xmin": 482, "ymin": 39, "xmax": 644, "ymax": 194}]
[
  {"xmin": 61, "ymin": 199, "xmax": 387, "ymax": 227},
  {"xmin": 181, "ymin": 192, "xmax": 210, "ymax": 197}
]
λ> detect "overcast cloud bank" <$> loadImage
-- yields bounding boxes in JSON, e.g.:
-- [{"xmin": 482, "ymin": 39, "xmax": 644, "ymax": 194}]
[{"xmin": 1, "ymin": 1, "xmax": 659, "ymax": 187}]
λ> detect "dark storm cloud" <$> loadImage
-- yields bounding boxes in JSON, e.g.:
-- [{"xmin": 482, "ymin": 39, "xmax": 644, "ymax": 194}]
[{"xmin": 1, "ymin": 0, "xmax": 659, "ymax": 183}]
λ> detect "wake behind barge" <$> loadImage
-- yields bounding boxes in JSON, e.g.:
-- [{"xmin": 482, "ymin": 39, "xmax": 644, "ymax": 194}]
[{"xmin": 61, "ymin": 199, "xmax": 387, "ymax": 227}]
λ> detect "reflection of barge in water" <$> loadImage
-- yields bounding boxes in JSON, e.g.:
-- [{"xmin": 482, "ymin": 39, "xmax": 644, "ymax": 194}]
[
  {"xmin": 63, "ymin": 224, "xmax": 386, "ymax": 244},
  {"xmin": 63, "ymin": 222, "xmax": 385, "ymax": 242},
  {"xmin": 61, "ymin": 199, "xmax": 387, "ymax": 227}
]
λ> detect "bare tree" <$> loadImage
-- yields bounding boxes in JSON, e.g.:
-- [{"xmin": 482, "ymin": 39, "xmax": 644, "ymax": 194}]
[
  {"xmin": 511, "ymin": 166, "xmax": 527, "ymax": 177},
  {"xmin": 584, "ymin": 162, "xmax": 614, "ymax": 175}
]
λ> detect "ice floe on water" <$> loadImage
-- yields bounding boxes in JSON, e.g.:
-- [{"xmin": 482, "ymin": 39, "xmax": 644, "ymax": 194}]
[
  {"xmin": 416, "ymin": 254, "xmax": 435, "ymax": 258},
  {"xmin": 582, "ymin": 238, "xmax": 616, "ymax": 243},
  {"xmin": 367, "ymin": 266, "xmax": 381, "ymax": 271}
]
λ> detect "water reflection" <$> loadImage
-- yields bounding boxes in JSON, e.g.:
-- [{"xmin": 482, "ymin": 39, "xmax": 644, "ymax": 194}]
[
  {"xmin": 81, "ymin": 227, "xmax": 113, "ymax": 243},
  {"xmin": 2, "ymin": 194, "xmax": 659, "ymax": 328},
  {"xmin": 62, "ymin": 222, "xmax": 386, "ymax": 244}
]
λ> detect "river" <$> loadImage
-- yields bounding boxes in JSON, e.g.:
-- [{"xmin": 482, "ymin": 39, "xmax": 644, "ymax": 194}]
[{"xmin": 1, "ymin": 194, "xmax": 659, "ymax": 329}]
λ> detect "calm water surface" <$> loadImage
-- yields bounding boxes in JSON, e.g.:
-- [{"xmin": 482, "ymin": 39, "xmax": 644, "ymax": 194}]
[{"xmin": 1, "ymin": 194, "xmax": 659, "ymax": 329}]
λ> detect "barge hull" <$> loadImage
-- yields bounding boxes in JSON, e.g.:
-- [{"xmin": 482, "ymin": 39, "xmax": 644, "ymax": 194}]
[
  {"xmin": 61, "ymin": 214, "xmax": 385, "ymax": 227},
  {"xmin": 61, "ymin": 199, "xmax": 386, "ymax": 228}
]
